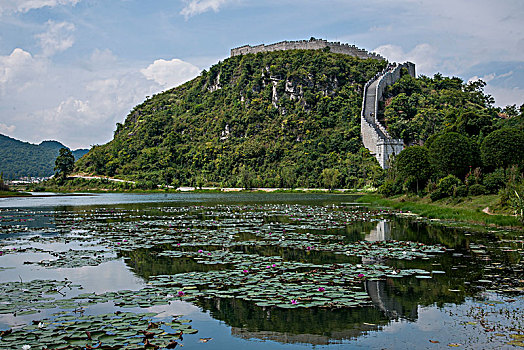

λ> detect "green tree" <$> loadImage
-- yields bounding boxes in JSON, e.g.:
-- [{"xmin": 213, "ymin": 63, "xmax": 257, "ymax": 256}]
[
  {"xmin": 54, "ymin": 148, "xmax": 75, "ymax": 180},
  {"xmin": 321, "ymin": 168, "xmax": 341, "ymax": 190},
  {"xmin": 395, "ymin": 146, "xmax": 431, "ymax": 193},
  {"xmin": 0, "ymin": 171, "xmax": 8, "ymax": 191},
  {"xmin": 480, "ymin": 128, "xmax": 524, "ymax": 170},
  {"xmin": 428, "ymin": 132, "xmax": 475, "ymax": 179}
]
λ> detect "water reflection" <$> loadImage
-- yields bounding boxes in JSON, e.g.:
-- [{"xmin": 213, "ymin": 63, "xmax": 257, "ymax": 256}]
[
  {"xmin": 118, "ymin": 216, "xmax": 491, "ymax": 345},
  {"xmin": 1, "ymin": 194, "xmax": 522, "ymax": 348},
  {"xmin": 197, "ymin": 297, "xmax": 387, "ymax": 345}
]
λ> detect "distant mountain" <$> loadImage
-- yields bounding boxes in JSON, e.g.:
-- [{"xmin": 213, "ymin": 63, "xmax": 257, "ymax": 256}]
[{"xmin": 0, "ymin": 134, "xmax": 89, "ymax": 179}]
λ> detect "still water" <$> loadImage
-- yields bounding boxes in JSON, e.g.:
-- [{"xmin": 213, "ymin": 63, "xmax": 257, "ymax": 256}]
[{"xmin": 0, "ymin": 192, "xmax": 522, "ymax": 349}]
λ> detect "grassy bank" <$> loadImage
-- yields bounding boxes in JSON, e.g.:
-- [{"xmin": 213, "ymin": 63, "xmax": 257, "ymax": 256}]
[
  {"xmin": 0, "ymin": 190, "xmax": 31, "ymax": 197},
  {"xmin": 357, "ymin": 194, "xmax": 522, "ymax": 228}
]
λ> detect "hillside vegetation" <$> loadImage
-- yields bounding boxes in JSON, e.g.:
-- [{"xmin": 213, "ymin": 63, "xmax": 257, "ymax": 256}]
[
  {"xmin": 0, "ymin": 134, "xmax": 88, "ymax": 179},
  {"xmin": 379, "ymin": 72, "xmax": 524, "ymax": 222},
  {"xmin": 77, "ymin": 50, "xmax": 387, "ymax": 188}
]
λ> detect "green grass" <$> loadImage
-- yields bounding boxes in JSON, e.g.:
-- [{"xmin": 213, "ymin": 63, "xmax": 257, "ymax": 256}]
[
  {"xmin": 0, "ymin": 190, "xmax": 31, "ymax": 197},
  {"xmin": 357, "ymin": 194, "xmax": 522, "ymax": 228}
]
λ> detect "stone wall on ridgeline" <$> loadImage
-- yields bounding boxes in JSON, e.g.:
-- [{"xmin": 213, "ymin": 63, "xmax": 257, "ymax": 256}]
[{"xmin": 231, "ymin": 38, "xmax": 384, "ymax": 60}]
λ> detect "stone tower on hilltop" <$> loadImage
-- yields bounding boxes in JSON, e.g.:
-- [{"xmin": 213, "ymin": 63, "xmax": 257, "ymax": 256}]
[{"xmin": 231, "ymin": 38, "xmax": 415, "ymax": 169}]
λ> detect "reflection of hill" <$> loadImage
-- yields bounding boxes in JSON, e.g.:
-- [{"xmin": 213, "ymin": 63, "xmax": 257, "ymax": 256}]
[
  {"xmin": 197, "ymin": 297, "xmax": 387, "ymax": 345},
  {"xmin": 119, "ymin": 247, "xmax": 227, "ymax": 279},
  {"xmin": 230, "ymin": 326, "xmax": 377, "ymax": 346},
  {"xmin": 117, "ymin": 217, "xmax": 483, "ymax": 345}
]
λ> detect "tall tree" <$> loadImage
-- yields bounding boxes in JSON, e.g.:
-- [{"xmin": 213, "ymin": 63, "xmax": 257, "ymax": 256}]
[
  {"xmin": 54, "ymin": 148, "xmax": 75, "ymax": 180},
  {"xmin": 395, "ymin": 146, "xmax": 431, "ymax": 193},
  {"xmin": 428, "ymin": 132, "xmax": 476, "ymax": 179}
]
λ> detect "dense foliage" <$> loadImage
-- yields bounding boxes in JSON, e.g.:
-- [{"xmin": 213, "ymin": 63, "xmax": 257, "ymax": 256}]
[
  {"xmin": 395, "ymin": 146, "xmax": 431, "ymax": 192},
  {"xmin": 382, "ymin": 74, "xmax": 498, "ymax": 144},
  {"xmin": 480, "ymin": 127, "xmax": 524, "ymax": 170},
  {"xmin": 76, "ymin": 50, "xmax": 387, "ymax": 188},
  {"xmin": 428, "ymin": 132, "xmax": 478, "ymax": 179},
  {"xmin": 380, "ymin": 72, "xmax": 523, "ymax": 218},
  {"xmin": 0, "ymin": 134, "xmax": 88, "ymax": 179},
  {"xmin": 54, "ymin": 148, "xmax": 75, "ymax": 180}
]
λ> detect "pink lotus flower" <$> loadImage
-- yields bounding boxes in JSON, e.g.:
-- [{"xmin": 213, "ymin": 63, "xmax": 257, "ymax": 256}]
[
  {"xmin": 243, "ymin": 269, "xmax": 249, "ymax": 273},
  {"xmin": 272, "ymin": 264, "xmax": 276, "ymax": 267},
  {"xmin": 318, "ymin": 287, "xmax": 325, "ymax": 292},
  {"xmin": 178, "ymin": 291, "xmax": 185, "ymax": 296},
  {"xmin": 291, "ymin": 299, "xmax": 297, "ymax": 305},
  {"xmin": 358, "ymin": 273, "xmax": 365, "ymax": 278},
  {"xmin": 198, "ymin": 249, "xmax": 203, "ymax": 253}
]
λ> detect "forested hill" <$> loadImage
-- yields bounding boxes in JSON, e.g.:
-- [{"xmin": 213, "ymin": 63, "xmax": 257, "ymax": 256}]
[
  {"xmin": 76, "ymin": 49, "xmax": 388, "ymax": 188},
  {"xmin": 0, "ymin": 134, "xmax": 88, "ymax": 179}
]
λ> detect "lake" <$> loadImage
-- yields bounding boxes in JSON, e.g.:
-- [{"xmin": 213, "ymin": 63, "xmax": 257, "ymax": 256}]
[{"xmin": 0, "ymin": 192, "xmax": 522, "ymax": 349}]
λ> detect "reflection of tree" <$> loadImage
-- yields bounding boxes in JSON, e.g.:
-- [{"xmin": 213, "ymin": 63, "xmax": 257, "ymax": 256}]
[
  {"xmin": 388, "ymin": 217, "xmax": 473, "ymax": 248},
  {"xmin": 232, "ymin": 245, "xmax": 361, "ymax": 265},
  {"xmin": 119, "ymin": 247, "xmax": 227, "ymax": 280},
  {"xmin": 196, "ymin": 297, "xmax": 389, "ymax": 345}
]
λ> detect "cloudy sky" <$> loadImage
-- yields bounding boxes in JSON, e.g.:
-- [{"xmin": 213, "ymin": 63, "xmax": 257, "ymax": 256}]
[{"xmin": 0, "ymin": 0, "xmax": 523, "ymax": 149}]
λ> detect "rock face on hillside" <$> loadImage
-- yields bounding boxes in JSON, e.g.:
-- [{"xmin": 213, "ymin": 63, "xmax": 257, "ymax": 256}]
[{"xmin": 76, "ymin": 49, "xmax": 387, "ymax": 188}]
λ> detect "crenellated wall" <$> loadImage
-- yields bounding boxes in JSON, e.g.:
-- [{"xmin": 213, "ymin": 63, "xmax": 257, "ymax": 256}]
[
  {"xmin": 231, "ymin": 38, "xmax": 384, "ymax": 60},
  {"xmin": 361, "ymin": 62, "xmax": 415, "ymax": 168}
]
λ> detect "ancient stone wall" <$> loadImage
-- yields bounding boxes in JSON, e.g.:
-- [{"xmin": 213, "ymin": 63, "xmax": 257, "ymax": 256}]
[
  {"xmin": 361, "ymin": 62, "xmax": 415, "ymax": 168},
  {"xmin": 231, "ymin": 39, "xmax": 384, "ymax": 60}
]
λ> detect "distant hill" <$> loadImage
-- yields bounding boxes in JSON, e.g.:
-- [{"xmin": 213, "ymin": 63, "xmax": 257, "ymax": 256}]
[
  {"xmin": 76, "ymin": 49, "xmax": 387, "ymax": 188},
  {"xmin": 0, "ymin": 134, "xmax": 88, "ymax": 179},
  {"xmin": 76, "ymin": 48, "xmax": 518, "ymax": 189}
]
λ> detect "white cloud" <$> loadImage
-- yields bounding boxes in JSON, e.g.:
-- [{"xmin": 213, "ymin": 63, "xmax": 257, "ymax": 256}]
[
  {"xmin": 373, "ymin": 43, "xmax": 438, "ymax": 76},
  {"xmin": 0, "ymin": 47, "xmax": 170, "ymax": 148},
  {"xmin": 0, "ymin": 123, "xmax": 16, "ymax": 134},
  {"xmin": 180, "ymin": 0, "xmax": 236, "ymax": 18},
  {"xmin": 35, "ymin": 20, "xmax": 75, "ymax": 57},
  {"xmin": 0, "ymin": 48, "xmax": 46, "ymax": 94},
  {"xmin": 89, "ymin": 49, "xmax": 118, "ymax": 67},
  {"xmin": 484, "ymin": 85, "xmax": 524, "ymax": 108},
  {"xmin": 0, "ymin": 0, "xmax": 80, "ymax": 14},
  {"xmin": 467, "ymin": 73, "xmax": 496, "ymax": 84},
  {"xmin": 141, "ymin": 58, "xmax": 200, "ymax": 89}
]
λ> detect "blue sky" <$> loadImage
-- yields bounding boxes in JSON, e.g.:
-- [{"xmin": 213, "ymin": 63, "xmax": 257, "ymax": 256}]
[{"xmin": 0, "ymin": 0, "xmax": 523, "ymax": 149}]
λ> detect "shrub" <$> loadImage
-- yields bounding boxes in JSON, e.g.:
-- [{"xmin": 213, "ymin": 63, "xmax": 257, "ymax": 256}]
[
  {"xmin": 437, "ymin": 174, "xmax": 462, "ymax": 196},
  {"xmin": 379, "ymin": 179, "xmax": 403, "ymax": 197},
  {"xmin": 483, "ymin": 168, "xmax": 505, "ymax": 194},
  {"xmin": 468, "ymin": 184, "xmax": 487, "ymax": 196},
  {"xmin": 481, "ymin": 128, "xmax": 524, "ymax": 170},
  {"xmin": 430, "ymin": 175, "xmax": 462, "ymax": 201},
  {"xmin": 454, "ymin": 185, "xmax": 468, "ymax": 197},
  {"xmin": 430, "ymin": 188, "xmax": 447, "ymax": 201}
]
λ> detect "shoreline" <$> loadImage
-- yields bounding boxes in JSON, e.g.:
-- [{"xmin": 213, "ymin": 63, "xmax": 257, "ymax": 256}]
[{"xmin": 357, "ymin": 194, "xmax": 522, "ymax": 229}]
